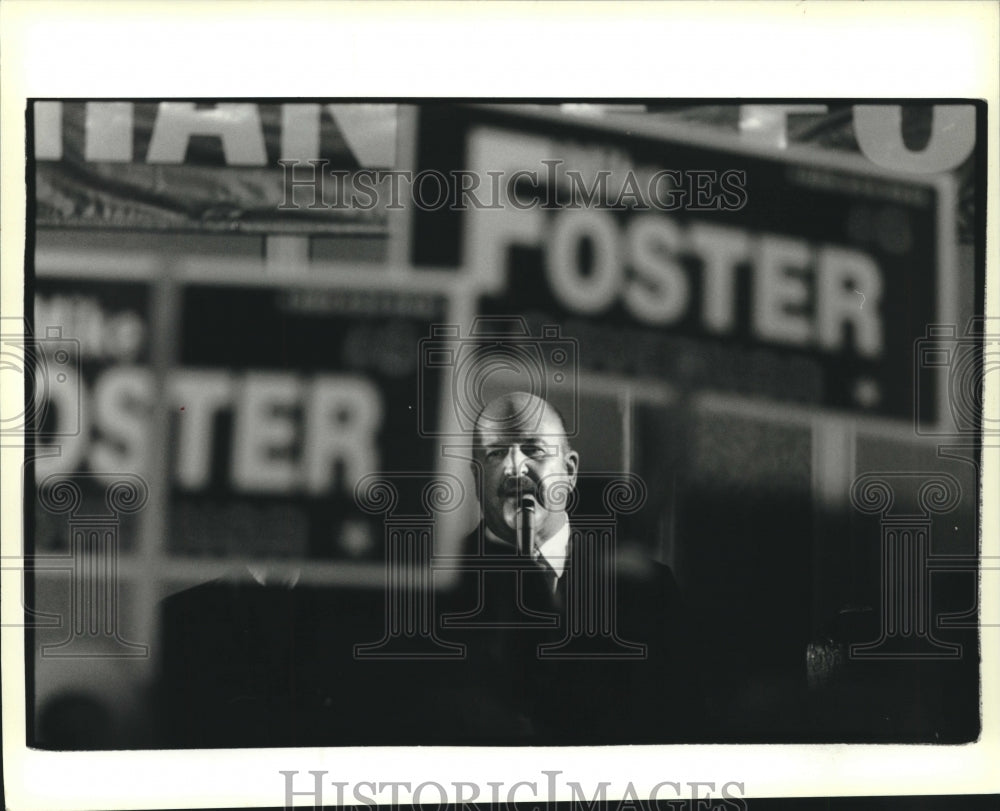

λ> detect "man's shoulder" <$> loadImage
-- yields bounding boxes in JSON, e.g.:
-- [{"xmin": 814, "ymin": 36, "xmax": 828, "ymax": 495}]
[
  {"xmin": 159, "ymin": 579, "xmax": 265, "ymax": 646},
  {"xmin": 160, "ymin": 576, "xmax": 273, "ymax": 613},
  {"xmin": 159, "ymin": 578, "xmax": 333, "ymax": 633},
  {"xmin": 566, "ymin": 535, "xmax": 677, "ymax": 582},
  {"xmin": 160, "ymin": 578, "xmax": 232, "ymax": 619},
  {"xmin": 618, "ymin": 553, "xmax": 680, "ymax": 592}
]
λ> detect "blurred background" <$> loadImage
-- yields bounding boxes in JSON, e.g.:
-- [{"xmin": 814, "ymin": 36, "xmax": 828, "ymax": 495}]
[{"xmin": 24, "ymin": 101, "xmax": 983, "ymax": 747}]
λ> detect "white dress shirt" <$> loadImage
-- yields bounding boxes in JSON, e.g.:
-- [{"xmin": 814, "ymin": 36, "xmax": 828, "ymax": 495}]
[
  {"xmin": 533, "ymin": 521, "xmax": 570, "ymax": 588},
  {"xmin": 485, "ymin": 521, "xmax": 570, "ymax": 593}
]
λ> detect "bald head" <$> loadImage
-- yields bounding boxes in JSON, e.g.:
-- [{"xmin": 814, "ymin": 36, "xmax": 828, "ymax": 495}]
[{"xmin": 473, "ymin": 392, "xmax": 571, "ymax": 453}]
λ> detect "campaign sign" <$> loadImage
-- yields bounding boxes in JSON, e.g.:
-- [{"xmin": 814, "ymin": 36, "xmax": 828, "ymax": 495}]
[
  {"xmin": 32, "ymin": 277, "xmax": 153, "ymax": 553},
  {"xmin": 172, "ymin": 279, "xmax": 448, "ymax": 561},
  {"xmin": 402, "ymin": 105, "xmax": 957, "ymax": 424}
]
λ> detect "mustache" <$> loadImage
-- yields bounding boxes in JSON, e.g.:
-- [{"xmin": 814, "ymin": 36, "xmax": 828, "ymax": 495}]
[{"xmin": 500, "ymin": 477, "xmax": 537, "ymax": 498}]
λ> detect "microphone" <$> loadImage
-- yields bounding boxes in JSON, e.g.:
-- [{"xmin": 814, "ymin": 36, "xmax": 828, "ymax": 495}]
[{"xmin": 519, "ymin": 495, "xmax": 536, "ymax": 557}]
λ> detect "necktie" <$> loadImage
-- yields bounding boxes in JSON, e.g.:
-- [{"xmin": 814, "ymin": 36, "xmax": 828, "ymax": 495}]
[
  {"xmin": 532, "ymin": 549, "xmax": 558, "ymax": 594},
  {"xmin": 531, "ymin": 550, "xmax": 566, "ymax": 615}
]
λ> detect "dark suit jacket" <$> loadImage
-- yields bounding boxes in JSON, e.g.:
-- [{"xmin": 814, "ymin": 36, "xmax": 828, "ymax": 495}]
[{"xmin": 416, "ymin": 526, "xmax": 706, "ymax": 744}]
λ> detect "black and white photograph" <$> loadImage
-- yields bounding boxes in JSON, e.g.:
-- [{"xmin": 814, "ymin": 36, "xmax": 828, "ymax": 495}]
[
  {"xmin": 1, "ymin": 3, "xmax": 997, "ymax": 811},
  {"xmin": 19, "ymin": 97, "xmax": 988, "ymax": 749}
]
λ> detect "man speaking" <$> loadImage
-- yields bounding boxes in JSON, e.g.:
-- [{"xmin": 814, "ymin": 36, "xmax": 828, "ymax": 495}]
[
  {"xmin": 429, "ymin": 390, "xmax": 704, "ymax": 744},
  {"xmin": 472, "ymin": 390, "xmax": 578, "ymax": 582}
]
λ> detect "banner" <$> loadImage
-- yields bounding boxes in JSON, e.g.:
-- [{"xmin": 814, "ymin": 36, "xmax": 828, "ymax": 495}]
[{"xmin": 33, "ymin": 101, "xmax": 396, "ymax": 233}]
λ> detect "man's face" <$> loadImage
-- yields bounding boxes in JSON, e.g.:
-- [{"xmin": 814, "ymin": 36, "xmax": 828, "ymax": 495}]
[{"xmin": 472, "ymin": 396, "xmax": 578, "ymax": 545}]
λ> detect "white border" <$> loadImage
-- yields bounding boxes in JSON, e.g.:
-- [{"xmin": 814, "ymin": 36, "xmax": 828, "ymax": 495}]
[{"xmin": 3, "ymin": 2, "xmax": 998, "ymax": 810}]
